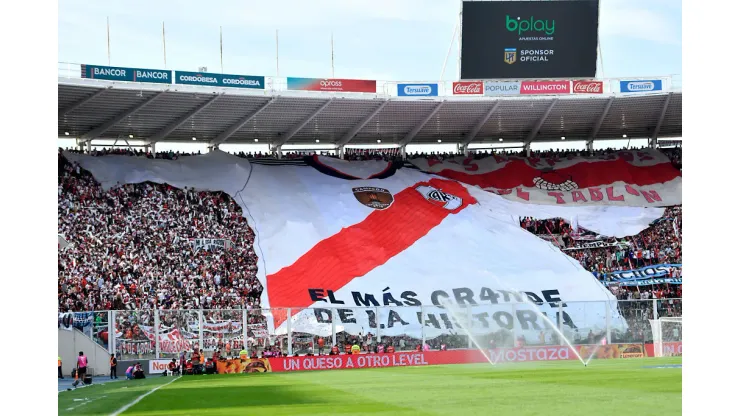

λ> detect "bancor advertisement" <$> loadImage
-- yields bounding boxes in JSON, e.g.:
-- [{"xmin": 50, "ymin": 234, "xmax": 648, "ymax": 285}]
[
  {"xmin": 288, "ymin": 77, "xmax": 377, "ymax": 93},
  {"xmin": 80, "ymin": 64, "xmax": 171, "ymax": 84}
]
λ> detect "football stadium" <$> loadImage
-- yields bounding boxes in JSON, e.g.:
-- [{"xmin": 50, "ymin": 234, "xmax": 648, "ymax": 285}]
[{"xmin": 56, "ymin": 0, "xmax": 682, "ymax": 415}]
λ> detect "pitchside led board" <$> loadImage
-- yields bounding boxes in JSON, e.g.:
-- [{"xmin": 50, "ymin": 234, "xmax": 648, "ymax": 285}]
[{"xmin": 460, "ymin": 0, "xmax": 600, "ymax": 80}]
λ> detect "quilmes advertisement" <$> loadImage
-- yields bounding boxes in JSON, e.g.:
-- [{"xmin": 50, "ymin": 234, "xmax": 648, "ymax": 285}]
[
  {"xmin": 81, "ymin": 64, "xmax": 171, "ymax": 84},
  {"xmin": 460, "ymin": 0, "xmax": 599, "ymax": 79},
  {"xmin": 397, "ymin": 83, "xmax": 439, "ymax": 97},
  {"xmin": 620, "ymin": 79, "xmax": 663, "ymax": 93},
  {"xmin": 287, "ymin": 77, "xmax": 377, "ymax": 93},
  {"xmin": 175, "ymin": 71, "xmax": 264, "ymax": 89}
]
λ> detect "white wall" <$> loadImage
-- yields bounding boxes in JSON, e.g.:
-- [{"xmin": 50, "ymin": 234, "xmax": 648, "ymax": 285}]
[{"xmin": 58, "ymin": 329, "xmax": 111, "ymax": 377}]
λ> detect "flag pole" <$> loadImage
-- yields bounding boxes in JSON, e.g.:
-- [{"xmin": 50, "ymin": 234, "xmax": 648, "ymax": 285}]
[
  {"xmin": 220, "ymin": 26, "xmax": 224, "ymax": 73},
  {"xmin": 331, "ymin": 32, "xmax": 335, "ymax": 77},
  {"xmin": 275, "ymin": 29, "xmax": 279, "ymax": 76},
  {"xmin": 162, "ymin": 22, "xmax": 167, "ymax": 68},
  {"xmin": 107, "ymin": 17, "xmax": 111, "ymax": 65}
]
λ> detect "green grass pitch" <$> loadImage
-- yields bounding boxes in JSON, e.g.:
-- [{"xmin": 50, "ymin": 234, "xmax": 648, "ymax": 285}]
[{"xmin": 58, "ymin": 357, "xmax": 682, "ymax": 416}]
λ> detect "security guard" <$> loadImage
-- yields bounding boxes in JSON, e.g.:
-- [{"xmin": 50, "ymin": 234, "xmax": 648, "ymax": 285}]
[{"xmin": 239, "ymin": 347, "xmax": 249, "ymax": 360}]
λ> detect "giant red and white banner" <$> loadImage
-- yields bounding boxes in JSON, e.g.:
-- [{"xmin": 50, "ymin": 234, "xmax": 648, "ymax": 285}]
[{"xmin": 409, "ymin": 149, "xmax": 681, "ymax": 206}]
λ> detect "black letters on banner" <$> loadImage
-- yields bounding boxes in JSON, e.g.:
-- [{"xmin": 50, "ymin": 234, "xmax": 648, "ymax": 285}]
[
  {"xmin": 452, "ymin": 287, "xmax": 478, "ymax": 306},
  {"xmin": 542, "ymin": 289, "xmax": 567, "ymax": 308},
  {"xmin": 308, "ymin": 288, "xmax": 326, "ymax": 303},
  {"xmin": 314, "ymin": 308, "xmax": 332, "ymax": 323},
  {"xmin": 338, "ymin": 309, "xmax": 356, "ymax": 323},
  {"xmin": 352, "ymin": 292, "xmax": 380, "ymax": 307},
  {"xmin": 431, "ymin": 290, "xmax": 450, "ymax": 308}
]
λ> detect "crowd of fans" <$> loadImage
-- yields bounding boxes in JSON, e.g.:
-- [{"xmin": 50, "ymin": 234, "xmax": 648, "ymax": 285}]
[
  {"xmin": 59, "ymin": 144, "xmax": 682, "ymax": 357},
  {"xmin": 58, "ymin": 152, "xmax": 262, "ymax": 313}
]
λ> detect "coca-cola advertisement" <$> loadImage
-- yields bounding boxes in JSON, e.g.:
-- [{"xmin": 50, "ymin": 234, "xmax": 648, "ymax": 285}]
[
  {"xmin": 520, "ymin": 80, "xmax": 571, "ymax": 95},
  {"xmin": 573, "ymin": 80, "xmax": 604, "ymax": 94},
  {"xmin": 287, "ymin": 77, "xmax": 377, "ymax": 93},
  {"xmin": 452, "ymin": 81, "xmax": 483, "ymax": 95}
]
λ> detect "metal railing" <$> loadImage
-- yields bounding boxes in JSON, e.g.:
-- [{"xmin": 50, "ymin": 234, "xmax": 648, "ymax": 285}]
[{"xmin": 69, "ymin": 298, "xmax": 681, "ymax": 361}]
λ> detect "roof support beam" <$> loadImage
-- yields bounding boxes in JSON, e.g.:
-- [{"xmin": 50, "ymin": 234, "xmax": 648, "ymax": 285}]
[
  {"xmin": 524, "ymin": 99, "xmax": 558, "ymax": 145},
  {"xmin": 209, "ymin": 97, "xmax": 277, "ymax": 147},
  {"xmin": 146, "ymin": 94, "xmax": 223, "ymax": 144},
  {"xmin": 461, "ymin": 101, "xmax": 501, "ymax": 147},
  {"xmin": 272, "ymin": 99, "xmax": 333, "ymax": 148},
  {"xmin": 79, "ymin": 91, "xmax": 167, "ymax": 142},
  {"xmin": 59, "ymin": 87, "xmax": 112, "ymax": 118},
  {"xmin": 587, "ymin": 96, "xmax": 615, "ymax": 145},
  {"xmin": 399, "ymin": 101, "xmax": 445, "ymax": 146},
  {"xmin": 650, "ymin": 93, "xmax": 673, "ymax": 148},
  {"xmin": 336, "ymin": 100, "xmax": 390, "ymax": 147}
]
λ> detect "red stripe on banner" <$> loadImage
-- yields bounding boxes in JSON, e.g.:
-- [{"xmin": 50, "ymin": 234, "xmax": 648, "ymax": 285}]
[
  {"xmin": 435, "ymin": 159, "xmax": 680, "ymax": 190},
  {"xmin": 266, "ymin": 178, "xmax": 476, "ymax": 328}
]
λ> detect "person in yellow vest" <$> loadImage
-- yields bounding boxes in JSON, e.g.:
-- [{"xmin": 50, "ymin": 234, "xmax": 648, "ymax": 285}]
[
  {"xmin": 351, "ymin": 341, "xmax": 361, "ymax": 355},
  {"xmin": 239, "ymin": 347, "xmax": 248, "ymax": 360},
  {"xmin": 58, "ymin": 356, "xmax": 64, "ymax": 379}
]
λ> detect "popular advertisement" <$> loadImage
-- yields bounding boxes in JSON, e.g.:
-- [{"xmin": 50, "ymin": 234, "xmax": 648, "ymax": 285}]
[
  {"xmin": 452, "ymin": 81, "xmax": 483, "ymax": 95},
  {"xmin": 620, "ymin": 80, "xmax": 663, "ymax": 93},
  {"xmin": 460, "ymin": 0, "xmax": 599, "ymax": 79},
  {"xmin": 80, "ymin": 64, "xmax": 171, "ymax": 84},
  {"xmin": 397, "ymin": 83, "xmax": 439, "ymax": 97},
  {"xmin": 520, "ymin": 80, "xmax": 571, "ymax": 95},
  {"xmin": 573, "ymin": 80, "xmax": 604, "ymax": 94},
  {"xmin": 484, "ymin": 81, "xmax": 521, "ymax": 96},
  {"xmin": 287, "ymin": 77, "xmax": 377, "ymax": 93},
  {"xmin": 174, "ymin": 71, "xmax": 264, "ymax": 89}
]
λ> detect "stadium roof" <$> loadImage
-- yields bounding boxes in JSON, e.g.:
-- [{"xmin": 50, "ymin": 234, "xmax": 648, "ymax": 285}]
[{"xmin": 58, "ymin": 78, "xmax": 681, "ymax": 148}]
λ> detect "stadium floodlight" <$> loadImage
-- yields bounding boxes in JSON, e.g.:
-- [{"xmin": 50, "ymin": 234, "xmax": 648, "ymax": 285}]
[
  {"xmin": 192, "ymin": 137, "xmax": 196, "ymax": 141},
  {"xmin": 254, "ymin": 138, "xmax": 259, "ymax": 142},
  {"xmin": 623, "ymin": 134, "xmax": 628, "ymax": 138},
  {"xmin": 498, "ymin": 138, "xmax": 503, "ymax": 142},
  {"xmin": 64, "ymin": 131, "xmax": 70, "ymax": 136},
  {"xmin": 377, "ymin": 139, "xmax": 381, "ymax": 143},
  {"xmin": 316, "ymin": 139, "xmax": 320, "ymax": 143},
  {"xmin": 437, "ymin": 139, "xmax": 442, "ymax": 143},
  {"xmin": 561, "ymin": 136, "xmax": 565, "ymax": 140},
  {"xmin": 129, "ymin": 134, "xmax": 134, "ymax": 139}
]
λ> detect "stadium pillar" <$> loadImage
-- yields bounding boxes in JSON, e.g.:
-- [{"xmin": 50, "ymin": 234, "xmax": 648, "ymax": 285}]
[
  {"xmin": 524, "ymin": 143, "xmax": 531, "ymax": 157},
  {"xmin": 242, "ymin": 309, "xmax": 248, "ymax": 351},
  {"xmin": 586, "ymin": 140, "xmax": 594, "ymax": 152},
  {"xmin": 273, "ymin": 145, "xmax": 282, "ymax": 159},
  {"xmin": 467, "ymin": 305, "xmax": 473, "ymax": 349},
  {"xmin": 605, "ymin": 302, "xmax": 612, "ymax": 344},
  {"xmin": 558, "ymin": 302, "xmax": 564, "ymax": 346},
  {"xmin": 85, "ymin": 141, "xmax": 91, "ymax": 154},
  {"xmin": 149, "ymin": 142, "xmax": 156, "ymax": 155},
  {"xmin": 337, "ymin": 145, "xmax": 344, "ymax": 160},
  {"xmin": 376, "ymin": 307, "xmax": 382, "ymax": 344},
  {"xmin": 511, "ymin": 304, "xmax": 518, "ymax": 348},
  {"xmin": 400, "ymin": 145, "xmax": 407, "ymax": 160},
  {"xmin": 652, "ymin": 299, "xmax": 658, "ymax": 321},
  {"xmin": 420, "ymin": 305, "xmax": 425, "ymax": 349},
  {"xmin": 198, "ymin": 310, "xmax": 205, "ymax": 352},
  {"xmin": 331, "ymin": 312, "xmax": 337, "ymax": 347},
  {"xmin": 287, "ymin": 308, "xmax": 293, "ymax": 356},
  {"xmin": 108, "ymin": 311, "xmax": 116, "ymax": 355},
  {"xmin": 460, "ymin": 143, "xmax": 468, "ymax": 155},
  {"xmin": 154, "ymin": 309, "xmax": 161, "ymax": 359}
]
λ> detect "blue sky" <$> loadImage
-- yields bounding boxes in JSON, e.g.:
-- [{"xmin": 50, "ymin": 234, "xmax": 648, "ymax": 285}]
[{"xmin": 58, "ymin": 0, "xmax": 681, "ymax": 81}]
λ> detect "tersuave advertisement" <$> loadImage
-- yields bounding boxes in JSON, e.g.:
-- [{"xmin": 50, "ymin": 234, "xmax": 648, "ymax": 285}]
[{"xmin": 460, "ymin": 0, "xmax": 600, "ymax": 79}]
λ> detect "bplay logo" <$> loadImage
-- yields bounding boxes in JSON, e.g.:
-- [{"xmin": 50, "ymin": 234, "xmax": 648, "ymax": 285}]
[{"xmin": 506, "ymin": 15, "xmax": 555, "ymax": 36}]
